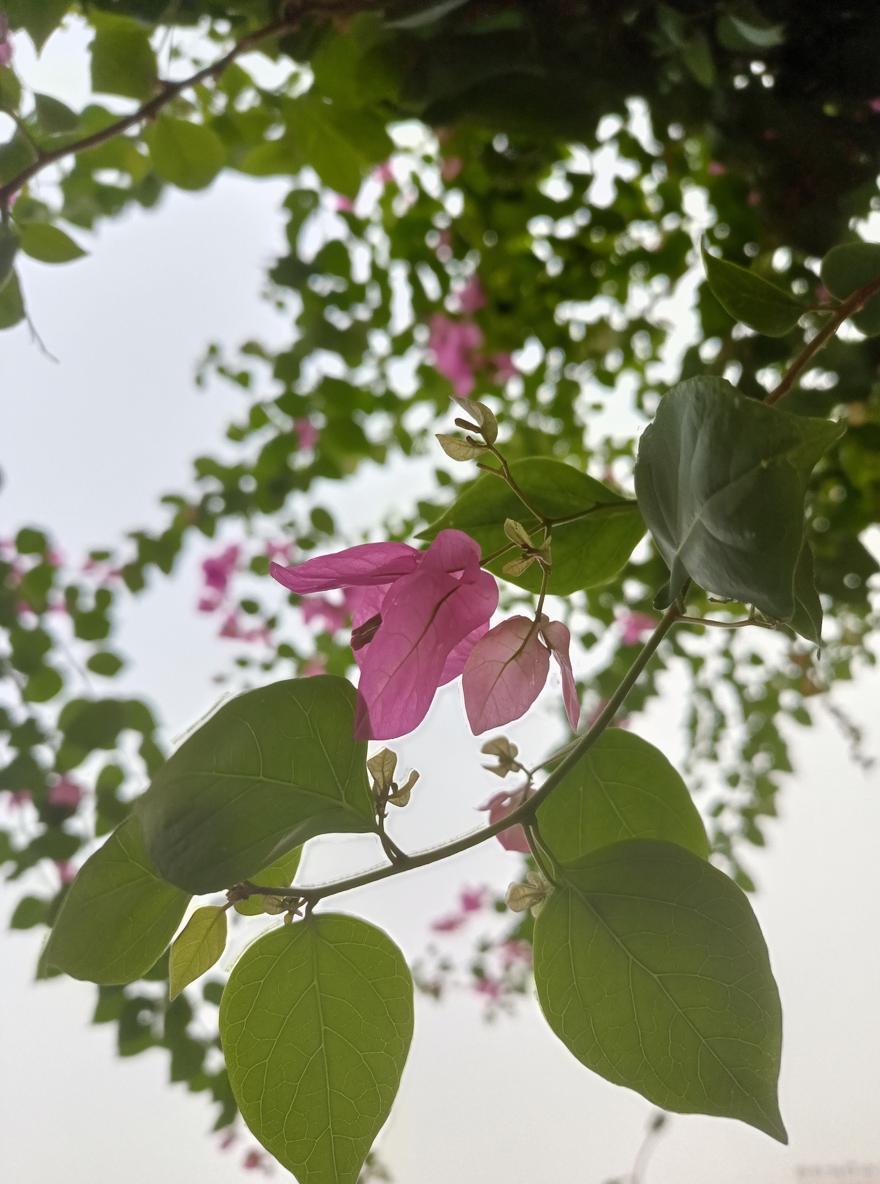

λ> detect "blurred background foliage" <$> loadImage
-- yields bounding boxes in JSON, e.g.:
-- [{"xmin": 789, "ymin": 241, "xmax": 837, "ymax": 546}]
[{"xmin": 2, "ymin": 0, "xmax": 879, "ymax": 1165}]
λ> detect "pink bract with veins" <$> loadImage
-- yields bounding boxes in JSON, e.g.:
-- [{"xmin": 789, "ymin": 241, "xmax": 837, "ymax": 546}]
[{"xmin": 271, "ymin": 529, "xmax": 498, "ymax": 740}]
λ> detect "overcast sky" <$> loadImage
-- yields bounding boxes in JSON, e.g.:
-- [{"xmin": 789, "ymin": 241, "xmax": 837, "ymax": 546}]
[{"xmin": 2, "ymin": 22, "xmax": 880, "ymax": 1184}]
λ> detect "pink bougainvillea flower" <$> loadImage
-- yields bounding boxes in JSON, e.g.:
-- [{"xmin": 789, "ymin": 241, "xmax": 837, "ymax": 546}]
[
  {"xmin": 490, "ymin": 352, "xmax": 517, "ymax": 383},
  {"xmin": 47, "ymin": 777, "xmax": 83, "ymax": 812},
  {"xmin": 455, "ymin": 275, "xmax": 485, "ymax": 314},
  {"xmin": 462, "ymin": 615, "xmax": 579, "ymax": 733},
  {"xmin": 295, "ymin": 418, "xmax": 319, "ymax": 451},
  {"xmin": 430, "ymin": 913, "xmax": 466, "ymax": 934},
  {"xmin": 707, "ymin": 161, "xmax": 727, "ymax": 176},
  {"xmin": 868, "ymin": 98, "xmax": 880, "ymax": 114},
  {"xmin": 334, "ymin": 194, "xmax": 354, "ymax": 213},
  {"xmin": 479, "ymin": 785, "xmax": 532, "ymax": 853},
  {"xmin": 463, "ymin": 615, "xmax": 550, "ymax": 734},
  {"xmin": 459, "ymin": 886, "xmax": 487, "ymax": 913},
  {"xmin": 272, "ymin": 529, "xmax": 498, "ymax": 740},
  {"xmin": 219, "ymin": 613, "xmax": 271, "ymax": 644},
  {"xmin": 202, "ymin": 545, "xmax": 239, "ymax": 594},
  {"xmin": 374, "ymin": 160, "xmax": 395, "ymax": 184},
  {"xmin": 618, "ymin": 610, "xmax": 656, "ymax": 646},
  {"xmin": 440, "ymin": 156, "xmax": 463, "ymax": 182},
  {"xmin": 540, "ymin": 618, "xmax": 580, "ymax": 729},
  {"xmin": 427, "ymin": 314, "xmax": 483, "ymax": 398},
  {"xmin": 301, "ymin": 595, "xmax": 349, "ymax": 634}
]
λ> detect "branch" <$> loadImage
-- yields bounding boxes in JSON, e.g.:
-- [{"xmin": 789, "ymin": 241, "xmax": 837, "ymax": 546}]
[
  {"xmin": 0, "ymin": 14, "xmax": 301, "ymax": 213},
  {"xmin": 765, "ymin": 274, "xmax": 880, "ymax": 406},
  {"xmin": 238, "ymin": 600, "xmax": 682, "ymax": 907}
]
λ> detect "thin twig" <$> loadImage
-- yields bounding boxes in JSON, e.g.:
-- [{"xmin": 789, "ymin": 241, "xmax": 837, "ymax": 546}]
[{"xmin": 766, "ymin": 274, "xmax": 880, "ymax": 406}]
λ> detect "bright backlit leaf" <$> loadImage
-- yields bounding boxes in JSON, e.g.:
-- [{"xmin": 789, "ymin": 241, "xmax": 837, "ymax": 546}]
[
  {"xmin": 147, "ymin": 116, "xmax": 226, "ymax": 191},
  {"xmin": 220, "ymin": 914, "xmax": 413, "ymax": 1184},
  {"xmin": 419, "ymin": 458, "xmax": 644, "ymax": 595},
  {"xmin": 19, "ymin": 222, "xmax": 86, "ymax": 264},
  {"xmin": 90, "ymin": 15, "xmax": 157, "ymax": 101},
  {"xmin": 169, "ymin": 905, "xmax": 228, "ymax": 999},
  {"xmin": 635, "ymin": 377, "xmax": 843, "ymax": 618},
  {"xmin": 43, "ymin": 815, "xmax": 190, "ymax": 985},
  {"xmin": 702, "ymin": 244, "xmax": 804, "ymax": 336},
  {"xmin": 534, "ymin": 840, "xmax": 786, "ymax": 1141},
  {"xmin": 538, "ymin": 729, "xmax": 709, "ymax": 862},
  {"xmin": 137, "ymin": 676, "xmax": 375, "ymax": 894}
]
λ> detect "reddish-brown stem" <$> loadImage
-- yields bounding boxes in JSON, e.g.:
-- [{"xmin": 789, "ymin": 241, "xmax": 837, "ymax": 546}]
[{"xmin": 766, "ymin": 274, "xmax": 880, "ymax": 406}]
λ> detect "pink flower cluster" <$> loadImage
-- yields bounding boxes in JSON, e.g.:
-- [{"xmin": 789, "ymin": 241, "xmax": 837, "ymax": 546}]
[
  {"xmin": 273, "ymin": 530, "xmax": 497, "ymax": 739},
  {"xmin": 273, "ymin": 531, "xmax": 581, "ymax": 740},
  {"xmin": 431, "ymin": 885, "xmax": 489, "ymax": 934},
  {"xmin": 198, "ymin": 543, "xmax": 273, "ymax": 644},
  {"xmin": 426, "ymin": 277, "xmax": 517, "ymax": 399}
]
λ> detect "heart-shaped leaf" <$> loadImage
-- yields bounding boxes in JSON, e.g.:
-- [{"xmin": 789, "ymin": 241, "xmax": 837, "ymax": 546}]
[{"xmin": 220, "ymin": 914, "xmax": 414, "ymax": 1184}]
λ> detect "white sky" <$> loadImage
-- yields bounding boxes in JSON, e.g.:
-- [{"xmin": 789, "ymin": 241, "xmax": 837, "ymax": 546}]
[{"xmin": 2, "ymin": 23, "xmax": 880, "ymax": 1184}]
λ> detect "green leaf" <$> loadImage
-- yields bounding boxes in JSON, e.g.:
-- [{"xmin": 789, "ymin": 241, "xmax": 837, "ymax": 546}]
[
  {"xmin": 821, "ymin": 242, "xmax": 880, "ymax": 336},
  {"xmin": 86, "ymin": 651, "xmax": 125, "ymax": 677},
  {"xmin": 716, "ymin": 3, "xmax": 785, "ymax": 51},
  {"xmin": 703, "ymin": 244, "xmax": 804, "ymax": 336},
  {"xmin": 790, "ymin": 540, "xmax": 823, "ymax": 644},
  {"xmin": 137, "ymin": 676, "xmax": 375, "ymax": 894},
  {"xmin": 19, "ymin": 222, "xmax": 86, "ymax": 263},
  {"xmin": 10, "ymin": 894, "xmax": 49, "ymax": 929},
  {"xmin": 538, "ymin": 729, "xmax": 709, "ymax": 862},
  {"xmin": 0, "ymin": 268, "xmax": 25, "ymax": 330},
  {"xmin": 0, "ymin": 222, "xmax": 20, "ymax": 291},
  {"xmin": 220, "ymin": 914, "xmax": 414, "ymax": 1184},
  {"xmin": 533, "ymin": 840, "xmax": 786, "ymax": 1141},
  {"xmin": 90, "ymin": 15, "xmax": 157, "ymax": 101},
  {"xmin": 147, "ymin": 116, "xmax": 226, "ymax": 191},
  {"xmin": 293, "ymin": 97, "xmax": 390, "ymax": 197},
  {"xmin": 34, "ymin": 92, "xmax": 79, "ymax": 134},
  {"xmin": 634, "ymin": 377, "xmax": 844, "ymax": 619},
  {"xmin": 43, "ymin": 816, "xmax": 190, "ymax": 985},
  {"xmin": 234, "ymin": 846, "xmax": 302, "ymax": 916},
  {"xmin": 418, "ymin": 458, "xmax": 644, "ymax": 595},
  {"xmin": 169, "ymin": 906, "xmax": 228, "ymax": 1000},
  {"xmin": 5, "ymin": 0, "xmax": 70, "ymax": 51}
]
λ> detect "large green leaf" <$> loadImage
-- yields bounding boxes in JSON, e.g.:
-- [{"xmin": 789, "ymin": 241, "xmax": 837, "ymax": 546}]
[
  {"xmin": 147, "ymin": 116, "xmax": 226, "ymax": 191},
  {"xmin": 43, "ymin": 816, "xmax": 190, "ymax": 985},
  {"xmin": 137, "ymin": 676, "xmax": 375, "ymax": 894},
  {"xmin": 534, "ymin": 840, "xmax": 786, "ymax": 1141},
  {"xmin": 220, "ymin": 914, "xmax": 413, "ymax": 1184},
  {"xmin": 702, "ymin": 244, "xmax": 804, "ymax": 337},
  {"xmin": 418, "ymin": 458, "xmax": 644, "ymax": 594},
  {"xmin": 5, "ymin": 0, "xmax": 70, "ymax": 51},
  {"xmin": 634, "ymin": 377, "xmax": 843, "ymax": 618},
  {"xmin": 538, "ymin": 729, "xmax": 708, "ymax": 862},
  {"xmin": 821, "ymin": 241, "xmax": 880, "ymax": 336}
]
